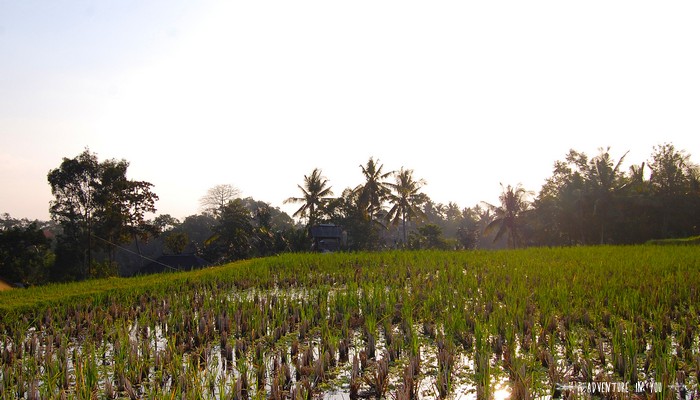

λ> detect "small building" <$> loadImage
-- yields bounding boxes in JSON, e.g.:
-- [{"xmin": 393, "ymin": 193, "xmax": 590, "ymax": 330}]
[
  {"xmin": 138, "ymin": 253, "xmax": 209, "ymax": 275},
  {"xmin": 310, "ymin": 224, "xmax": 344, "ymax": 252}
]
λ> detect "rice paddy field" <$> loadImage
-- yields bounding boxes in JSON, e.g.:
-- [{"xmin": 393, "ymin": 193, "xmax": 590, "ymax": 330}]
[{"xmin": 1, "ymin": 246, "xmax": 699, "ymax": 399}]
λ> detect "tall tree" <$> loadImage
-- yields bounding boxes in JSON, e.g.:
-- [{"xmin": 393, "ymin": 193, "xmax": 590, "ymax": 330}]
[
  {"xmin": 483, "ymin": 184, "xmax": 532, "ymax": 248},
  {"xmin": 200, "ymin": 184, "xmax": 241, "ymax": 216},
  {"xmin": 284, "ymin": 168, "xmax": 334, "ymax": 228},
  {"xmin": 96, "ymin": 159, "xmax": 159, "ymax": 264},
  {"xmin": 649, "ymin": 143, "xmax": 694, "ymax": 196},
  {"xmin": 587, "ymin": 148, "xmax": 629, "ymax": 244},
  {"xmin": 153, "ymin": 214, "xmax": 180, "ymax": 233},
  {"xmin": 47, "ymin": 149, "xmax": 158, "ymax": 280},
  {"xmin": 535, "ymin": 149, "xmax": 609, "ymax": 245},
  {"xmin": 250, "ymin": 204, "xmax": 277, "ymax": 256},
  {"xmin": 385, "ymin": 167, "xmax": 427, "ymax": 245},
  {"xmin": 204, "ymin": 199, "xmax": 254, "ymax": 263},
  {"xmin": 412, "ymin": 223, "xmax": 450, "ymax": 250},
  {"xmin": 47, "ymin": 150, "xmax": 100, "ymax": 279},
  {"xmin": 648, "ymin": 143, "xmax": 700, "ymax": 237},
  {"xmin": 355, "ymin": 157, "xmax": 392, "ymax": 220}
]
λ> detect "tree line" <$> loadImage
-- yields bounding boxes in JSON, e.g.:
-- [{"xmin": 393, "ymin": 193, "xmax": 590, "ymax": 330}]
[
  {"xmin": 1, "ymin": 143, "xmax": 698, "ymax": 285},
  {"xmin": 280, "ymin": 144, "xmax": 700, "ymax": 250}
]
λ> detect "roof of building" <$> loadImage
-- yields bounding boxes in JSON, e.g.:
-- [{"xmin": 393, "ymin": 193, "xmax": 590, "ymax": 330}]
[{"xmin": 310, "ymin": 224, "xmax": 343, "ymax": 239}]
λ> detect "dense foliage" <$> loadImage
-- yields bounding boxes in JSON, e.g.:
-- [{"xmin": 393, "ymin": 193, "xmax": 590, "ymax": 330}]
[
  {"xmin": 0, "ymin": 223, "xmax": 53, "ymax": 285},
  {"xmin": 296, "ymin": 144, "xmax": 700, "ymax": 249},
  {"xmin": 530, "ymin": 144, "xmax": 700, "ymax": 245},
  {"xmin": 47, "ymin": 149, "xmax": 158, "ymax": 281},
  {"xmin": 1, "ymin": 143, "xmax": 698, "ymax": 284}
]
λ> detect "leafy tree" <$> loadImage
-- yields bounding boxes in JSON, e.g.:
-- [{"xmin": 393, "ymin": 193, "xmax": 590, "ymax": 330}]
[
  {"xmin": 250, "ymin": 204, "xmax": 276, "ymax": 256},
  {"xmin": 531, "ymin": 144, "xmax": 700, "ymax": 245},
  {"xmin": 649, "ymin": 143, "xmax": 693, "ymax": 196},
  {"xmin": 611, "ymin": 162, "xmax": 657, "ymax": 243},
  {"xmin": 153, "ymin": 214, "xmax": 180, "ymax": 233},
  {"xmin": 385, "ymin": 167, "xmax": 427, "ymax": 245},
  {"xmin": 247, "ymin": 203, "xmax": 289, "ymax": 256},
  {"xmin": 228, "ymin": 197, "xmax": 295, "ymax": 255},
  {"xmin": 468, "ymin": 204, "xmax": 495, "ymax": 248},
  {"xmin": 483, "ymin": 184, "xmax": 532, "ymax": 248},
  {"xmin": 47, "ymin": 150, "xmax": 100, "ymax": 280},
  {"xmin": 443, "ymin": 202, "xmax": 463, "ymax": 234},
  {"xmin": 200, "ymin": 184, "xmax": 241, "ymax": 216},
  {"xmin": 409, "ymin": 223, "xmax": 450, "ymax": 250},
  {"xmin": 95, "ymin": 158, "xmax": 160, "ymax": 264},
  {"xmin": 586, "ymin": 148, "xmax": 630, "ymax": 244},
  {"xmin": 175, "ymin": 213, "xmax": 217, "ymax": 255},
  {"xmin": 204, "ymin": 199, "xmax": 254, "ymax": 263},
  {"xmin": 0, "ymin": 223, "xmax": 54, "ymax": 285},
  {"xmin": 164, "ymin": 232, "xmax": 189, "ymax": 254},
  {"xmin": 0, "ymin": 213, "xmax": 18, "ymax": 231},
  {"xmin": 422, "ymin": 199, "xmax": 446, "ymax": 225},
  {"xmin": 239, "ymin": 197, "xmax": 294, "ymax": 232},
  {"xmin": 450, "ymin": 206, "xmax": 480, "ymax": 249},
  {"xmin": 539, "ymin": 150, "xmax": 591, "ymax": 245},
  {"xmin": 456, "ymin": 225, "xmax": 478, "ymax": 250},
  {"xmin": 47, "ymin": 149, "xmax": 158, "ymax": 280},
  {"xmin": 648, "ymin": 143, "xmax": 700, "ymax": 237},
  {"xmin": 1, "ymin": 214, "xmax": 58, "ymax": 239},
  {"xmin": 281, "ymin": 226, "xmax": 312, "ymax": 252},
  {"xmin": 284, "ymin": 168, "xmax": 334, "ymax": 228}
]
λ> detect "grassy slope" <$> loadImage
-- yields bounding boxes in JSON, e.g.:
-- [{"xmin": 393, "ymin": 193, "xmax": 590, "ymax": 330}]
[
  {"xmin": 0, "ymin": 259, "xmax": 257, "ymax": 315},
  {"xmin": 1, "ymin": 245, "xmax": 698, "ymax": 319},
  {"xmin": 646, "ymin": 235, "xmax": 700, "ymax": 245}
]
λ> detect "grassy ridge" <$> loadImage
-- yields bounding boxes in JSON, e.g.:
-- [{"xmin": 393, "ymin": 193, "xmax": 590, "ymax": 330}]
[
  {"xmin": 647, "ymin": 235, "xmax": 700, "ymax": 246},
  {"xmin": 0, "ymin": 258, "xmax": 238, "ymax": 320},
  {"xmin": 2, "ymin": 245, "xmax": 697, "ymax": 318}
]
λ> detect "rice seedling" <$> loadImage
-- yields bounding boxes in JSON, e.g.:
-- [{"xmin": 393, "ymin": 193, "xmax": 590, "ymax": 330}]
[
  {"xmin": 435, "ymin": 336, "xmax": 456, "ymax": 399},
  {"xmin": 364, "ymin": 314, "xmax": 377, "ymax": 360},
  {"xmin": 0, "ymin": 246, "xmax": 698, "ymax": 398},
  {"xmin": 363, "ymin": 352, "xmax": 390, "ymax": 399},
  {"xmin": 509, "ymin": 356, "xmax": 536, "ymax": 400},
  {"xmin": 474, "ymin": 322, "xmax": 492, "ymax": 400},
  {"xmin": 349, "ymin": 353, "xmax": 361, "ymax": 400}
]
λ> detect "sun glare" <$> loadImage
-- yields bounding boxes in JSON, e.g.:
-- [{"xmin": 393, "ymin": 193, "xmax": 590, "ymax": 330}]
[{"xmin": 493, "ymin": 385, "xmax": 511, "ymax": 400}]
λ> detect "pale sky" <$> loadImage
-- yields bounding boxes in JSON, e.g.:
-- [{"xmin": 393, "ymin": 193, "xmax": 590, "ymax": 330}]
[{"xmin": 1, "ymin": 1, "xmax": 699, "ymax": 221}]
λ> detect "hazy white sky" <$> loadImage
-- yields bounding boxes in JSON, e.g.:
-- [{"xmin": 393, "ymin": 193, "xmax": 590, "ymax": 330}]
[{"xmin": 1, "ymin": 1, "xmax": 699, "ymax": 221}]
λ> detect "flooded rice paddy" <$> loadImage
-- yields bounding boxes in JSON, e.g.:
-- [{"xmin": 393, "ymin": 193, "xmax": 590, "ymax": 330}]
[{"xmin": 1, "ymin": 248, "xmax": 699, "ymax": 399}]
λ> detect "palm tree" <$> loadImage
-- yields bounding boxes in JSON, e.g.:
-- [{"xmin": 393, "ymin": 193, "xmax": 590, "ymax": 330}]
[
  {"xmin": 588, "ymin": 148, "xmax": 629, "ymax": 244},
  {"xmin": 284, "ymin": 168, "xmax": 334, "ymax": 228},
  {"xmin": 385, "ymin": 167, "xmax": 427, "ymax": 245},
  {"xmin": 355, "ymin": 157, "xmax": 392, "ymax": 221},
  {"xmin": 483, "ymin": 184, "xmax": 532, "ymax": 248}
]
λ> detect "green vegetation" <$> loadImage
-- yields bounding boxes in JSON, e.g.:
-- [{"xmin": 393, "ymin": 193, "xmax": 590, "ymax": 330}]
[
  {"xmin": 47, "ymin": 149, "xmax": 159, "ymax": 281},
  {"xmin": 3, "ymin": 143, "xmax": 700, "ymax": 285},
  {"xmin": 1, "ymin": 246, "xmax": 699, "ymax": 399},
  {"xmin": 646, "ymin": 235, "xmax": 700, "ymax": 246}
]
